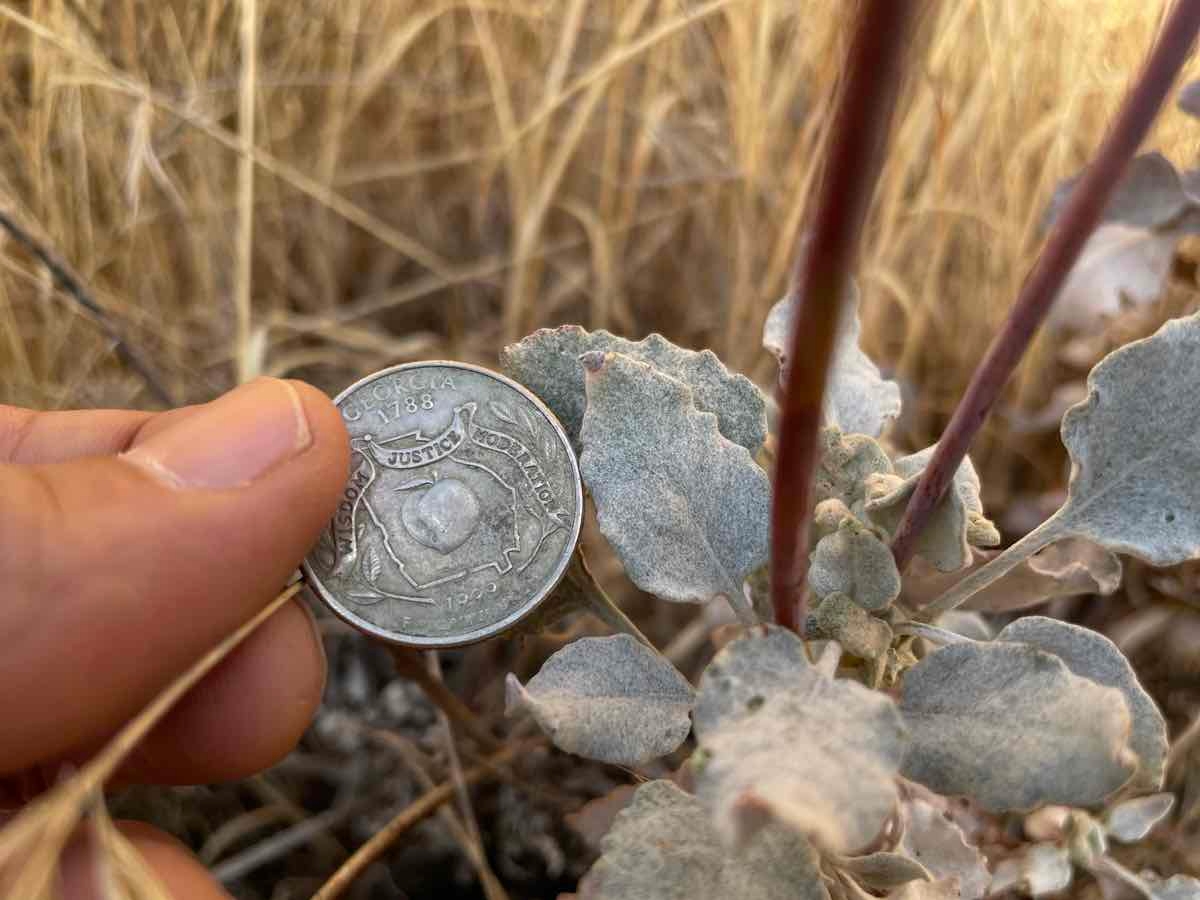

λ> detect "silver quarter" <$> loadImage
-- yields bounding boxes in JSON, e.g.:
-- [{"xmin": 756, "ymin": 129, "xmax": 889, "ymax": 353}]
[{"xmin": 303, "ymin": 362, "xmax": 583, "ymax": 647}]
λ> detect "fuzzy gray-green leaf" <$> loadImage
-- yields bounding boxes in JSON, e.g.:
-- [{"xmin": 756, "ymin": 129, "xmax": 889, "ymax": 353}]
[
  {"xmin": 990, "ymin": 844, "xmax": 1074, "ymax": 898},
  {"xmin": 808, "ymin": 519, "xmax": 901, "ymax": 611},
  {"xmin": 502, "ymin": 326, "xmax": 767, "ymax": 453},
  {"xmin": 961, "ymin": 539, "xmax": 1122, "ymax": 613},
  {"xmin": 815, "ymin": 428, "xmax": 894, "ymax": 511},
  {"xmin": 899, "ymin": 798, "xmax": 989, "ymax": 900},
  {"xmin": 1104, "ymin": 793, "xmax": 1174, "ymax": 843},
  {"xmin": 899, "ymin": 641, "xmax": 1135, "ymax": 811},
  {"xmin": 866, "ymin": 448, "xmax": 998, "ymax": 573},
  {"xmin": 579, "ymin": 780, "xmax": 829, "ymax": 900},
  {"xmin": 865, "ymin": 473, "xmax": 969, "ymax": 573},
  {"xmin": 1055, "ymin": 314, "xmax": 1200, "ymax": 565},
  {"xmin": 579, "ymin": 351, "xmax": 770, "ymax": 607},
  {"xmin": 892, "ymin": 447, "xmax": 988, "ymax": 517},
  {"xmin": 935, "ymin": 611, "xmax": 994, "ymax": 642},
  {"xmin": 873, "ymin": 448, "xmax": 1003, "ymax": 571},
  {"xmin": 1151, "ymin": 876, "xmax": 1200, "ymax": 900},
  {"xmin": 1181, "ymin": 79, "xmax": 1200, "ymax": 117},
  {"xmin": 694, "ymin": 626, "xmax": 908, "ymax": 852},
  {"xmin": 692, "ymin": 625, "xmax": 809, "ymax": 736},
  {"xmin": 764, "ymin": 288, "xmax": 901, "ymax": 438},
  {"xmin": 505, "ymin": 635, "xmax": 694, "ymax": 766},
  {"xmin": 996, "ymin": 616, "xmax": 1166, "ymax": 792},
  {"xmin": 1045, "ymin": 153, "xmax": 1190, "ymax": 231},
  {"xmin": 1050, "ymin": 225, "xmax": 1180, "ymax": 332}
]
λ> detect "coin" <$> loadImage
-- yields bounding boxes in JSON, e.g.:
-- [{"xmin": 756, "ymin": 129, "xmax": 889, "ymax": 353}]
[{"xmin": 303, "ymin": 361, "xmax": 583, "ymax": 647}]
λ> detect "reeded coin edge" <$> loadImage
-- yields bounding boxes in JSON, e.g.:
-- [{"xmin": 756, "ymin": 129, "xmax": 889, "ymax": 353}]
[{"xmin": 301, "ymin": 360, "xmax": 584, "ymax": 648}]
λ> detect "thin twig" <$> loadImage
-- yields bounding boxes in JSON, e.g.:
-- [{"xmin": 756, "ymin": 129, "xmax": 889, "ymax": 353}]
[
  {"xmin": 211, "ymin": 799, "xmax": 368, "ymax": 884},
  {"xmin": 243, "ymin": 774, "xmax": 347, "ymax": 862},
  {"xmin": 1167, "ymin": 705, "xmax": 1200, "ymax": 774},
  {"xmin": 559, "ymin": 548, "xmax": 660, "ymax": 649},
  {"xmin": 311, "ymin": 741, "xmax": 528, "ymax": 900},
  {"xmin": 0, "ymin": 208, "xmax": 175, "ymax": 407},
  {"xmin": 379, "ymin": 727, "xmax": 514, "ymax": 892},
  {"xmin": 78, "ymin": 583, "xmax": 302, "ymax": 797},
  {"xmin": 889, "ymin": 0, "xmax": 1200, "ymax": 570},
  {"xmin": 426, "ymin": 651, "xmax": 510, "ymax": 900},
  {"xmin": 388, "ymin": 648, "xmax": 503, "ymax": 753},
  {"xmin": 770, "ymin": 0, "xmax": 919, "ymax": 631}
]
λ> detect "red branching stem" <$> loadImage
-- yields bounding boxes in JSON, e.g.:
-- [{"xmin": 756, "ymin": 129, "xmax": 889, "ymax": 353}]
[
  {"xmin": 889, "ymin": 0, "xmax": 1200, "ymax": 571},
  {"xmin": 770, "ymin": 0, "xmax": 919, "ymax": 632}
]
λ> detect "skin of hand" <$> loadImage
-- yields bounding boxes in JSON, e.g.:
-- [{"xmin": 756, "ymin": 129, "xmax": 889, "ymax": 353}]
[{"xmin": 0, "ymin": 378, "xmax": 351, "ymax": 898}]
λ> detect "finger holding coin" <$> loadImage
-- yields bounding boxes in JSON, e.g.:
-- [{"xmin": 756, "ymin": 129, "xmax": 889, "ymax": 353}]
[{"xmin": 303, "ymin": 362, "xmax": 583, "ymax": 648}]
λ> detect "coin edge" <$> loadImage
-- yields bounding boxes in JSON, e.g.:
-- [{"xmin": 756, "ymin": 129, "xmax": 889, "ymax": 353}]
[{"xmin": 301, "ymin": 360, "xmax": 584, "ymax": 648}]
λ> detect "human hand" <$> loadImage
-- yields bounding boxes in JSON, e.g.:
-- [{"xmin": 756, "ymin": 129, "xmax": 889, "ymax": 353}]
[{"xmin": 0, "ymin": 378, "xmax": 350, "ymax": 898}]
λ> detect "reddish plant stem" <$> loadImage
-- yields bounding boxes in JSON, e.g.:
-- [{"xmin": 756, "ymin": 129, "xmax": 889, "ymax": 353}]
[
  {"xmin": 889, "ymin": 0, "xmax": 1200, "ymax": 572},
  {"xmin": 771, "ymin": 0, "xmax": 919, "ymax": 632}
]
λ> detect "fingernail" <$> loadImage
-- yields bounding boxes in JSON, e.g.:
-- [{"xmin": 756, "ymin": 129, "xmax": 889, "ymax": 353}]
[{"xmin": 124, "ymin": 379, "xmax": 312, "ymax": 488}]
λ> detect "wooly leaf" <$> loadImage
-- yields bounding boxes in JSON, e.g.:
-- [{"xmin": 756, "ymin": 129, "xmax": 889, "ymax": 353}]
[
  {"xmin": 578, "ymin": 779, "xmax": 828, "ymax": 900},
  {"xmin": 1045, "ymin": 153, "xmax": 1190, "ymax": 232},
  {"xmin": 835, "ymin": 852, "xmax": 931, "ymax": 891},
  {"xmin": 899, "ymin": 447, "xmax": 1001, "ymax": 546},
  {"xmin": 1054, "ymin": 313, "xmax": 1200, "ymax": 564},
  {"xmin": 994, "ymin": 617, "xmax": 1166, "ymax": 792},
  {"xmin": 926, "ymin": 314, "xmax": 1200, "ymax": 616},
  {"xmin": 902, "ymin": 541, "xmax": 1121, "ymax": 614},
  {"xmin": 865, "ymin": 454, "xmax": 998, "ymax": 574},
  {"xmin": 893, "ymin": 447, "xmax": 987, "ymax": 512},
  {"xmin": 1103, "ymin": 793, "xmax": 1174, "ymax": 844},
  {"xmin": 1048, "ymin": 225, "xmax": 1179, "ymax": 332},
  {"xmin": 691, "ymin": 626, "xmax": 809, "ymax": 733},
  {"xmin": 815, "ymin": 428, "xmax": 895, "ymax": 511},
  {"xmin": 899, "ymin": 641, "xmax": 1136, "ymax": 811},
  {"xmin": 934, "ymin": 611, "xmax": 994, "ymax": 642},
  {"xmin": 808, "ymin": 517, "xmax": 901, "ymax": 611},
  {"xmin": 1180, "ymin": 79, "xmax": 1200, "ymax": 117},
  {"xmin": 989, "ymin": 844, "xmax": 1074, "ymax": 898},
  {"xmin": 502, "ymin": 326, "xmax": 767, "ymax": 454},
  {"xmin": 810, "ymin": 593, "xmax": 895, "ymax": 665},
  {"xmin": 1040, "ymin": 154, "xmax": 1200, "ymax": 332},
  {"xmin": 814, "ymin": 498, "xmax": 857, "ymax": 538},
  {"xmin": 1151, "ymin": 876, "xmax": 1200, "ymax": 900},
  {"xmin": 898, "ymin": 798, "xmax": 989, "ymax": 900},
  {"xmin": 693, "ymin": 626, "xmax": 908, "ymax": 853},
  {"xmin": 579, "ymin": 351, "xmax": 770, "ymax": 609},
  {"xmin": 505, "ymin": 635, "xmax": 694, "ymax": 766},
  {"xmin": 965, "ymin": 540, "xmax": 1121, "ymax": 613},
  {"xmin": 763, "ymin": 287, "xmax": 902, "ymax": 438}
]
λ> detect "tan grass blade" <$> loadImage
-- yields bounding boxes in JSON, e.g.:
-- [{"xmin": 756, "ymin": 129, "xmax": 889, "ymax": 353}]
[
  {"xmin": 311, "ymin": 740, "xmax": 527, "ymax": 900},
  {"xmin": 0, "ymin": 583, "xmax": 302, "ymax": 898},
  {"xmin": 233, "ymin": 0, "xmax": 258, "ymax": 384}
]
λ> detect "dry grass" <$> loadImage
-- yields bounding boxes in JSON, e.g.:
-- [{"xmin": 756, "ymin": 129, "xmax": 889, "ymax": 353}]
[
  {"xmin": 2, "ymin": 1, "xmax": 1196, "ymax": 425},
  {"xmin": 4, "ymin": 0, "xmax": 1200, "ymax": 895}
]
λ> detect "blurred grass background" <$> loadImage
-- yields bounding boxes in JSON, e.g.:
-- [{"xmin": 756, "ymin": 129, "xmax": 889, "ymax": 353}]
[
  {"xmin": 5, "ymin": 2, "xmax": 1200, "ymax": 896},
  {"xmin": 2, "ymin": 0, "xmax": 1196, "ymax": 442}
]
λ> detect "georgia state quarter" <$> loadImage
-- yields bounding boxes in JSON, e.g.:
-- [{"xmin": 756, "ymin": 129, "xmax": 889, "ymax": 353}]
[{"xmin": 303, "ymin": 362, "xmax": 583, "ymax": 647}]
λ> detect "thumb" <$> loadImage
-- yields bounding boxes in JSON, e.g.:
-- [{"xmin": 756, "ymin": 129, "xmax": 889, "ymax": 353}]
[{"xmin": 0, "ymin": 378, "xmax": 350, "ymax": 776}]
